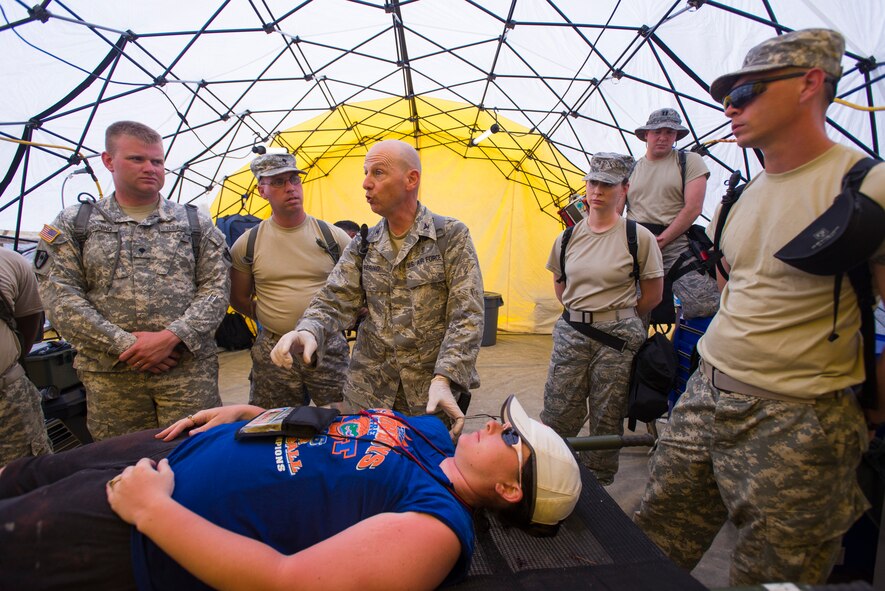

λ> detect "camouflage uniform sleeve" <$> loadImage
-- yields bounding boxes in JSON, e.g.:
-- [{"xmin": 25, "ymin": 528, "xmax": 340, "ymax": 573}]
[
  {"xmin": 297, "ymin": 238, "xmax": 365, "ymax": 358},
  {"xmin": 433, "ymin": 220, "xmax": 484, "ymax": 389},
  {"xmin": 165, "ymin": 216, "xmax": 231, "ymax": 354},
  {"xmin": 33, "ymin": 211, "xmax": 138, "ymax": 362}
]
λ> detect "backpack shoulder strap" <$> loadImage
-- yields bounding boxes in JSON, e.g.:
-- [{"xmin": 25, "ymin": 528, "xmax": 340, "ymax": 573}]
[
  {"xmin": 431, "ymin": 214, "xmax": 449, "ymax": 278},
  {"xmin": 357, "ymin": 222, "xmax": 373, "ymax": 293},
  {"xmin": 839, "ymin": 157, "xmax": 882, "ymax": 409},
  {"xmin": 0, "ymin": 294, "xmax": 14, "ymax": 328},
  {"xmin": 842, "ymin": 157, "xmax": 880, "ymax": 190},
  {"xmin": 848, "ymin": 263, "xmax": 877, "ymax": 409},
  {"xmin": 242, "ymin": 222, "xmax": 262, "ymax": 266},
  {"xmin": 184, "ymin": 204, "xmax": 201, "ymax": 263},
  {"xmin": 626, "ymin": 219, "xmax": 639, "ymax": 281},
  {"xmin": 359, "ymin": 223, "xmax": 370, "ymax": 257},
  {"xmin": 432, "ymin": 214, "xmax": 448, "ymax": 254},
  {"xmin": 315, "ymin": 219, "xmax": 341, "ymax": 263},
  {"xmin": 713, "ymin": 171, "xmax": 746, "ymax": 281},
  {"xmin": 677, "ymin": 149, "xmax": 687, "ymax": 193},
  {"xmin": 556, "ymin": 225, "xmax": 575, "ymax": 284},
  {"xmin": 0, "ymin": 293, "xmax": 26, "ymax": 364},
  {"xmin": 72, "ymin": 201, "xmax": 94, "ymax": 255}
]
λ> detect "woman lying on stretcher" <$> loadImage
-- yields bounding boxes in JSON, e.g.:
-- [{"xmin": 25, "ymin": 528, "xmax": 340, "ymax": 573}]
[{"xmin": 0, "ymin": 395, "xmax": 580, "ymax": 591}]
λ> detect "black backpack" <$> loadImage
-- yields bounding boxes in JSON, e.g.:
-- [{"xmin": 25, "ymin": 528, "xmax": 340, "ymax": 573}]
[
  {"xmin": 216, "ymin": 213, "xmax": 262, "ymax": 248},
  {"xmin": 627, "ymin": 331, "xmax": 678, "ymax": 431},
  {"xmin": 214, "ymin": 311, "xmax": 255, "ymax": 351},
  {"xmin": 711, "ymin": 160, "xmax": 882, "ymax": 410}
]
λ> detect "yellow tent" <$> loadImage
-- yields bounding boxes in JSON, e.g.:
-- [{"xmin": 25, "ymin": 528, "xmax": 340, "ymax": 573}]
[{"xmin": 211, "ymin": 97, "xmax": 586, "ymax": 333}]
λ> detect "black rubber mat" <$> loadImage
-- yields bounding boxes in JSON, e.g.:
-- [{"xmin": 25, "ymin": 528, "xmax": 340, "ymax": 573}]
[{"xmin": 453, "ymin": 464, "xmax": 708, "ymax": 591}]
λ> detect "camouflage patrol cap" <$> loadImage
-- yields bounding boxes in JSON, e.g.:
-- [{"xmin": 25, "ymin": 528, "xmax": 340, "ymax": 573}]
[
  {"xmin": 250, "ymin": 153, "xmax": 305, "ymax": 180},
  {"xmin": 582, "ymin": 152, "xmax": 635, "ymax": 184},
  {"xmin": 634, "ymin": 108, "xmax": 689, "ymax": 142},
  {"xmin": 710, "ymin": 28, "xmax": 845, "ymax": 103}
]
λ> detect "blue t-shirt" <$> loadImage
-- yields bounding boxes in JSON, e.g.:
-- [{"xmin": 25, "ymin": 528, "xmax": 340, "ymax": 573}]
[{"xmin": 130, "ymin": 411, "xmax": 474, "ymax": 590}]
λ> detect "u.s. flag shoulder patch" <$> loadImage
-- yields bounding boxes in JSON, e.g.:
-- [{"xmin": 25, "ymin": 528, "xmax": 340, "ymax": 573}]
[{"xmin": 39, "ymin": 224, "xmax": 61, "ymax": 244}]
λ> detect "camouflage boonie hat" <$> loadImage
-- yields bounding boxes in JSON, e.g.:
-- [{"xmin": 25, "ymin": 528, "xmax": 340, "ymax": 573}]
[
  {"xmin": 634, "ymin": 108, "xmax": 689, "ymax": 142},
  {"xmin": 250, "ymin": 153, "xmax": 305, "ymax": 179},
  {"xmin": 710, "ymin": 28, "xmax": 845, "ymax": 103},
  {"xmin": 582, "ymin": 152, "xmax": 635, "ymax": 184}
]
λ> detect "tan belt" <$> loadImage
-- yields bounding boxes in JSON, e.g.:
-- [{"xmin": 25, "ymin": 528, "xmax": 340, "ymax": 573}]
[
  {"xmin": 566, "ymin": 307, "xmax": 637, "ymax": 324},
  {"xmin": 0, "ymin": 363, "xmax": 26, "ymax": 389},
  {"xmin": 260, "ymin": 327, "xmax": 281, "ymax": 339},
  {"xmin": 698, "ymin": 358, "xmax": 838, "ymax": 404}
]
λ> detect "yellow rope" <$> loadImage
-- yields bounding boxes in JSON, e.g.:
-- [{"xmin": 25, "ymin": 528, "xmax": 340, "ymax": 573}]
[
  {"xmin": 0, "ymin": 136, "xmax": 103, "ymax": 198},
  {"xmin": 834, "ymin": 97, "xmax": 885, "ymax": 111},
  {"xmin": 701, "ymin": 98, "xmax": 882, "ymax": 148},
  {"xmin": 701, "ymin": 138, "xmax": 737, "ymax": 146}
]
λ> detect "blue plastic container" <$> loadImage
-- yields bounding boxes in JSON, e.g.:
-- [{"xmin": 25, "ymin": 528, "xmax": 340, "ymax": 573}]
[{"xmin": 670, "ymin": 316, "xmax": 714, "ymax": 407}]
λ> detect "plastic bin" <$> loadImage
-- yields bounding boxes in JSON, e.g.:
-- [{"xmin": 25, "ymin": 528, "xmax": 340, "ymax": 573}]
[
  {"xmin": 42, "ymin": 384, "xmax": 92, "ymax": 445},
  {"xmin": 482, "ymin": 292, "xmax": 504, "ymax": 347},
  {"xmin": 24, "ymin": 340, "xmax": 80, "ymax": 390},
  {"xmin": 670, "ymin": 315, "xmax": 713, "ymax": 405}
]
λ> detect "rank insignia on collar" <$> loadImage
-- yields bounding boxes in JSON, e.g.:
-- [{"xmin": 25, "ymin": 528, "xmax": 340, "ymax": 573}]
[
  {"xmin": 34, "ymin": 250, "xmax": 49, "ymax": 269},
  {"xmin": 39, "ymin": 224, "xmax": 61, "ymax": 244}
]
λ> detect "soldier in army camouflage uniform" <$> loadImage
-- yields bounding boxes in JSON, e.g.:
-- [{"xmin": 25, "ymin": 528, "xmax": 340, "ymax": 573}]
[
  {"xmin": 33, "ymin": 121, "xmax": 230, "ymax": 441},
  {"xmin": 0, "ymin": 247, "xmax": 52, "ymax": 465},
  {"xmin": 229, "ymin": 153, "xmax": 351, "ymax": 409},
  {"xmin": 542, "ymin": 153, "xmax": 663, "ymax": 485},
  {"xmin": 635, "ymin": 30, "xmax": 885, "ymax": 585},
  {"xmin": 270, "ymin": 140, "xmax": 484, "ymax": 439}
]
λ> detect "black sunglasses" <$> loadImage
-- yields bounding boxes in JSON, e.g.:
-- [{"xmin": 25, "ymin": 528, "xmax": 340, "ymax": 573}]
[
  {"xmin": 722, "ymin": 71, "xmax": 808, "ymax": 110},
  {"xmin": 501, "ymin": 426, "xmax": 523, "ymax": 489},
  {"xmin": 501, "ymin": 426, "xmax": 520, "ymax": 446}
]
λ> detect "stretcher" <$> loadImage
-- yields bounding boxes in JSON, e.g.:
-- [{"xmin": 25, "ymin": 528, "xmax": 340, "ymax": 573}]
[
  {"xmin": 454, "ymin": 460, "xmax": 707, "ymax": 591},
  {"xmin": 454, "ymin": 434, "xmax": 877, "ymax": 591}
]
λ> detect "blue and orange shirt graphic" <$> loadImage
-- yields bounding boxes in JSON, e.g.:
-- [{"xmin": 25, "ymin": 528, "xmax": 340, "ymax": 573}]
[{"xmin": 275, "ymin": 409, "xmax": 412, "ymax": 476}]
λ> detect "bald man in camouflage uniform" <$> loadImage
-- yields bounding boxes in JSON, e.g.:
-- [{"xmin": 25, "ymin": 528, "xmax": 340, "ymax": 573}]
[
  {"xmin": 271, "ymin": 140, "xmax": 483, "ymax": 436},
  {"xmin": 635, "ymin": 30, "xmax": 884, "ymax": 585},
  {"xmin": 34, "ymin": 121, "xmax": 230, "ymax": 441}
]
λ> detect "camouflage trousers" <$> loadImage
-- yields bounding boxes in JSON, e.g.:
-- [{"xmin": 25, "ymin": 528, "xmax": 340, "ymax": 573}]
[
  {"xmin": 663, "ymin": 242, "xmax": 720, "ymax": 320},
  {"xmin": 249, "ymin": 329, "xmax": 347, "ymax": 409},
  {"xmin": 541, "ymin": 316, "xmax": 646, "ymax": 485},
  {"xmin": 79, "ymin": 353, "xmax": 221, "ymax": 441},
  {"xmin": 0, "ymin": 368, "xmax": 52, "ymax": 466},
  {"xmin": 673, "ymin": 270, "xmax": 720, "ymax": 319},
  {"xmin": 635, "ymin": 366, "xmax": 869, "ymax": 585}
]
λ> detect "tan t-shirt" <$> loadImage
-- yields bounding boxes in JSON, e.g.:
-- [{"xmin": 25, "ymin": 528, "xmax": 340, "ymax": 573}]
[
  {"xmin": 699, "ymin": 144, "xmax": 885, "ymax": 397},
  {"xmin": 117, "ymin": 199, "xmax": 159, "ymax": 222},
  {"xmin": 627, "ymin": 150, "xmax": 709, "ymax": 225},
  {"xmin": 230, "ymin": 216, "xmax": 352, "ymax": 335},
  {"xmin": 0, "ymin": 248, "xmax": 42, "ymax": 371},
  {"xmin": 547, "ymin": 217, "xmax": 663, "ymax": 312}
]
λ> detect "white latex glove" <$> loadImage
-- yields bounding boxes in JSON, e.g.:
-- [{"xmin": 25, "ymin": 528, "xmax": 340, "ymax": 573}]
[
  {"xmin": 270, "ymin": 330, "xmax": 317, "ymax": 369},
  {"xmin": 426, "ymin": 375, "xmax": 465, "ymax": 441}
]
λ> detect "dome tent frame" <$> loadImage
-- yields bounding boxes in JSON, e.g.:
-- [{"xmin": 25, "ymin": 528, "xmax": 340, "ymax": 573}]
[{"xmin": 0, "ymin": 0, "xmax": 881, "ymax": 331}]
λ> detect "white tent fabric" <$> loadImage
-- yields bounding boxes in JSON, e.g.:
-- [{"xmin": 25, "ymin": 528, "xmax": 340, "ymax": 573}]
[{"xmin": 1, "ymin": 0, "xmax": 882, "ymax": 332}]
